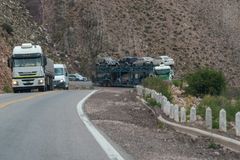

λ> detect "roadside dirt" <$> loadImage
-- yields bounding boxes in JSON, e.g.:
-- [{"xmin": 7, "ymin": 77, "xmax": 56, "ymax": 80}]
[{"xmin": 84, "ymin": 88, "xmax": 240, "ymax": 160}]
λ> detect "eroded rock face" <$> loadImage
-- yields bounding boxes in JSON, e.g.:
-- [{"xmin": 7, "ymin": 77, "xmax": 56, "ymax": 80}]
[
  {"xmin": 24, "ymin": 0, "xmax": 43, "ymax": 23},
  {"xmin": 0, "ymin": 39, "xmax": 11, "ymax": 92},
  {"xmin": 30, "ymin": 0, "xmax": 240, "ymax": 86},
  {"xmin": 2, "ymin": 0, "xmax": 240, "ymax": 88},
  {"xmin": 0, "ymin": 0, "xmax": 49, "ymax": 91}
]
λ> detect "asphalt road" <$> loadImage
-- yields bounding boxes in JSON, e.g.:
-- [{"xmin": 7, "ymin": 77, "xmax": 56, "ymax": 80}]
[{"xmin": 0, "ymin": 90, "xmax": 111, "ymax": 160}]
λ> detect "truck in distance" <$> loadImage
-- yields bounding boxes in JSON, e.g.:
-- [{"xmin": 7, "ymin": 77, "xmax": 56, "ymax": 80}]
[
  {"xmin": 94, "ymin": 57, "xmax": 174, "ymax": 87},
  {"xmin": 153, "ymin": 65, "xmax": 173, "ymax": 80},
  {"xmin": 8, "ymin": 43, "xmax": 54, "ymax": 93}
]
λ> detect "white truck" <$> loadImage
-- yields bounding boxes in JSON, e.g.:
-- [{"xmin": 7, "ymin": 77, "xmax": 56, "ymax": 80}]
[
  {"xmin": 8, "ymin": 43, "xmax": 54, "ymax": 93},
  {"xmin": 153, "ymin": 65, "xmax": 174, "ymax": 80}
]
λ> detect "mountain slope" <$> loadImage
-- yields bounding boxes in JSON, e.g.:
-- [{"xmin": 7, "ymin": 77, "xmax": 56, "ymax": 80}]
[
  {"xmin": 1, "ymin": 0, "xmax": 240, "ymax": 90},
  {"xmin": 0, "ymin": 0, "xmax": 49, "ymax": 91},
  {"xmin": 35, "ymin": 0, "xmax": 240, "ymax": 86}
]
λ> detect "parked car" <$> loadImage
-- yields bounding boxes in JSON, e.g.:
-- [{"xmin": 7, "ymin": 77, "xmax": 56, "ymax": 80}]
[
  {"xmin": 152, "ymin": 57, "xmax": 163, "ymax": 66},
  {"xmin": 159, "ymin": 55, "xmax": 175, "ymax": 66},
  {"xmin": 133, "ymin": 57, "xmax": 154, "ymax": 66},
  {"xmin": 119, "ymin": 56, "xmax": 138, "ymax": 65},
  {"xmin": 96, "ymin": 57, "xmax": 119, "ymax": 66},
  {"xmin": 69, "ymin": 73, "xmax": 87, "ymax": 81}
]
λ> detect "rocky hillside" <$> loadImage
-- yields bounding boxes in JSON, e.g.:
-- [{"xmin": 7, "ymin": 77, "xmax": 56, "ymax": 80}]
[
  {"xmin": 33, "ymin": 0, "xmax": 240, "ymax": 87},
  {"xmin": 1, "ymin": 0, "xmax": 240, "ymax": 90},
  {"xmin": 0, "ymin": 0, "xmax": 49, "ymax": 91}
]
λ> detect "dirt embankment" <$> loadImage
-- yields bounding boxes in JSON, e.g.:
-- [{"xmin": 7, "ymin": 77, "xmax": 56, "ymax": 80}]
[{"xmin": 85, "ymin": 88, "xmax": 240, "ymax": 160}]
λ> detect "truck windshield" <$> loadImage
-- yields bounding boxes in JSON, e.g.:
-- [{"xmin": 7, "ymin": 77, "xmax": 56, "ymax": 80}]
[
  {"xmin": 13, "ymin": 57, "xmax": 42, "ymax": 67},
  {"xmin": 54, "ymin": 68, "xmax": 64, "ymax": 76},
  {"xmin": 154, "ymin": 69, "xmax": 170, "ymax": 75}
]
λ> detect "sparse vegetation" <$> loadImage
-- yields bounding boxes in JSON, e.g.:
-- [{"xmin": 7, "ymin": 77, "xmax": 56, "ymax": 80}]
[
  {"xmin": 172, "ymin": 79, "xmax": 183, "ymax": 89},
  {"xmin": 2, "ymin": 85, "xmax": 12, "ymax": 93},
  {"xmin": 1, "ymin": 23, "xmax": 14, "ymax": 35},
  {"xmin": 143, "ymin": 77, "xmax": 172, "ymax": 101},
  {"xmin": 146, "ymin": 97, "xmax": 161, "ymax": 108},
  {"xmin": 185, "ymin": 68, "xmax": 226, "ymax": 97},
  {"xmin": 197, "ymin": 95, "xmax": 240, "ymax": 128},
  {"xmin": 157, "ymin": 121, "xmax": 165, "ymax": 128},
  {"xmin": 208, "ymin": 140, "xmax": 220, "ymax": 149}
]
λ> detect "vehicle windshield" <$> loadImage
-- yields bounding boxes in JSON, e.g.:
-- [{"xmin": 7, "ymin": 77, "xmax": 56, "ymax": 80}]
[
  {"xmin": 162, "ymin": 57, "xmax": 172, "ymax": 61},
  {"xmin": 54, "ymin": 68, "xmax": 64, "ymax": 76},
  {"xmin": 154, "ymin": 69, "xmax": 170, "ymax": 75},
  {"xmin": 13, "ymin": 57, "xmax": 42, "ymax": 67},
  {"xmin": 76, "ymin": 74, "xmax": 83, "ymax": 78},
  {"xmin": 143, "ymin": 57, "xmax": 153, "ymax": 61}
]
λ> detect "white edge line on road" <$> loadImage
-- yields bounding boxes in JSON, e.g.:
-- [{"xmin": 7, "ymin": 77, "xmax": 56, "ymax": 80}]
[{"xmin": 77, "ymin": 90, "xmax": 125, "ymax": 160}]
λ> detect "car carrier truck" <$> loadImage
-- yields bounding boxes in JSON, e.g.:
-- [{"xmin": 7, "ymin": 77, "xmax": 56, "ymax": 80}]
[
  {"xmin": 8, "ymin": 43, "xmax": 54, "ymax": 93},
  {"xmin": 94, "ymin": 63, "xmax": 173, "ymax": 87}
]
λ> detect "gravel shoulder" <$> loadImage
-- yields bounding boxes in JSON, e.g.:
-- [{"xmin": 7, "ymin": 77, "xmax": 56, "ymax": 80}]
[{"xmin": 84, "ymin": 88, "xmax": 240, "ymax": 160}]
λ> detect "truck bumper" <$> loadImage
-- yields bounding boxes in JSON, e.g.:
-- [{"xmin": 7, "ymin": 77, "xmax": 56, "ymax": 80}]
[
  {"xmin": 12, "ymin": 77, "xmax": 45, "ymax": 90},
  {"xmin": 53, "ymin": 80, "xmax": 67, "ymax": 89}
]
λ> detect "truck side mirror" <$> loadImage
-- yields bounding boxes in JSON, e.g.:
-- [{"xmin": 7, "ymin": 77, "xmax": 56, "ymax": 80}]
[
  {"xmin": 7, "ymin": 57, "xmax": 12, "ymax": 68},
  {"xmin": 43, "ymin": 56, "xmax": 47, "ymax": 66}
]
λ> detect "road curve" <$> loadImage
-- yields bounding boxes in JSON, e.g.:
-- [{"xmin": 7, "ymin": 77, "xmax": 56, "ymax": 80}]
[{"xmin": 0, "ymin": 90, "xmax": 110, "ymax": 160}]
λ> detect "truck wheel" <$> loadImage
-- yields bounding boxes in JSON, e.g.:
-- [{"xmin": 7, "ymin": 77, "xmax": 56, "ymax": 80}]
[
  {"xmin": 47, "ymin": 85, "xmax": 50, "ymax": 91},
  {"xmin": 64, "ymin": 86, "xmax": 69, "ymax": 90},
  {"xmin": 13, "ymin": 89, "xmax": 19, "ymax": 93},
  {"xmin": 107, "ymin": 81, "xmax": 112, "ymax": 87},
  {"xmin": 50, "ymin": 85, "xmax": 54, "ymax": 91},
  {"xmin": 38, "ymin": 86, "xmax": 46, "ymax": 92},
  {"xmin": 49, "ymin": 78, "xmax": 54, "ymax": 91}
]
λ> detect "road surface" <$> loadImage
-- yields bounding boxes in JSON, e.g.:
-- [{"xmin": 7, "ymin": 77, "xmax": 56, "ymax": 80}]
[{"xmin": 0, "ymin": 90, "xmax": 117, "ymax": 160}]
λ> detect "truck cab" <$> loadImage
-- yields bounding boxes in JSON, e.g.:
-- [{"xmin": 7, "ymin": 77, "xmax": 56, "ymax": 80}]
[
  {"xmin": 8, "ymin": 43, "xmax": 54, "ymax": 93},
  {"xmin": 153, "ymin": 65, "xmax": 173, "ymax": 80}
]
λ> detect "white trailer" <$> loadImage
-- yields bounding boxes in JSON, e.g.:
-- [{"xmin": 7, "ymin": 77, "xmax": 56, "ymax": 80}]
[{"xmin": 8, "ymin": 43, "xmax": 54, "ymax": 93}]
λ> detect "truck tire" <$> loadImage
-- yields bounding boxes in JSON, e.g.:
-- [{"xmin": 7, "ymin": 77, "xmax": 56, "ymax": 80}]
[
  {"xmin": 50, "ymin": 84, "xmax": 53, "ymax": 91},
  {"xmin": 38, "ymin": 86, "xmax": 46, "ymax": 92},
  {"xmin": 13, "ymin": 89, "xmax": 19, "ymax": 93},
  {"xmin": 107, "ymin": 81, "xmax": 112, "ymax": 87},
  {"xmin": 49, "ymin": 78, "xmax": 54, "ymax": 91}
]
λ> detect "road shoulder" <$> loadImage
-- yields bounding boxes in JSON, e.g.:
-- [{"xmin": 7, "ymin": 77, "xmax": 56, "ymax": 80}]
[{"xmin": 85, "ymin": 88, "xmax": 240, "ymax": 160}]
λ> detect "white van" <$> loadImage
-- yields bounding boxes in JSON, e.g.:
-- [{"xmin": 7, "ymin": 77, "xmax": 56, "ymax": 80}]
[{"xmin": 53, "ymin": 64, "xmax": 69, "ymax": 90}]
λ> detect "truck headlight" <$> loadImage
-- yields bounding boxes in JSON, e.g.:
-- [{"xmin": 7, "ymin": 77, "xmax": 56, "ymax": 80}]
[
  {"xmin": 12, "ymin": 80, "xmax": 18, "ymax": 85},
  {"xmin": 38, "ymin": 79, "xmax": 44, "ymax": 84}
]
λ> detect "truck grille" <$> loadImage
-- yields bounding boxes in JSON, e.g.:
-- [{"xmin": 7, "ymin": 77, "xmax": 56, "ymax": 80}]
[
  {"xmin": 22, "ymin": 79, "xmax": 34, "ymax": 86},
  {"xmin": 19, "ymin": 71, "xmax": 37, "ymax": 76},
  {"xmin": 53, "ymin": 80, "xmax": 60, "ymax": 85}
]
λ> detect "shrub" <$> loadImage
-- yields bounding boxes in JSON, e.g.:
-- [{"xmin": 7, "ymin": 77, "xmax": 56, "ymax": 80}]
[
  {"xmin": 197, "ymin": 95, "xmax": 240, "ymax": 128},
  {"xmin": 185, "ymin": 68, "xmax": 226, "ymax": 97},
  {"xmin": 3, "ymin": 85, "xmax": 12, "ymax": 93},
  {"xmin": 172, "ymin": 79, "xmax": 183, "ymax": 88},
  {"xmin": 1, "ymin": 23, "xmax": 14, "ymax": 35},
  {"xmin": 208, "ymin": 140, "xmax": 220, "ymax": 149},
  {"xmin": 146, "ymin": 97, "xmax": 161, "ymax": 108},
  {"xmin": 143, "ymin": 77, "xmax": 172, "ymax": 101}
]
